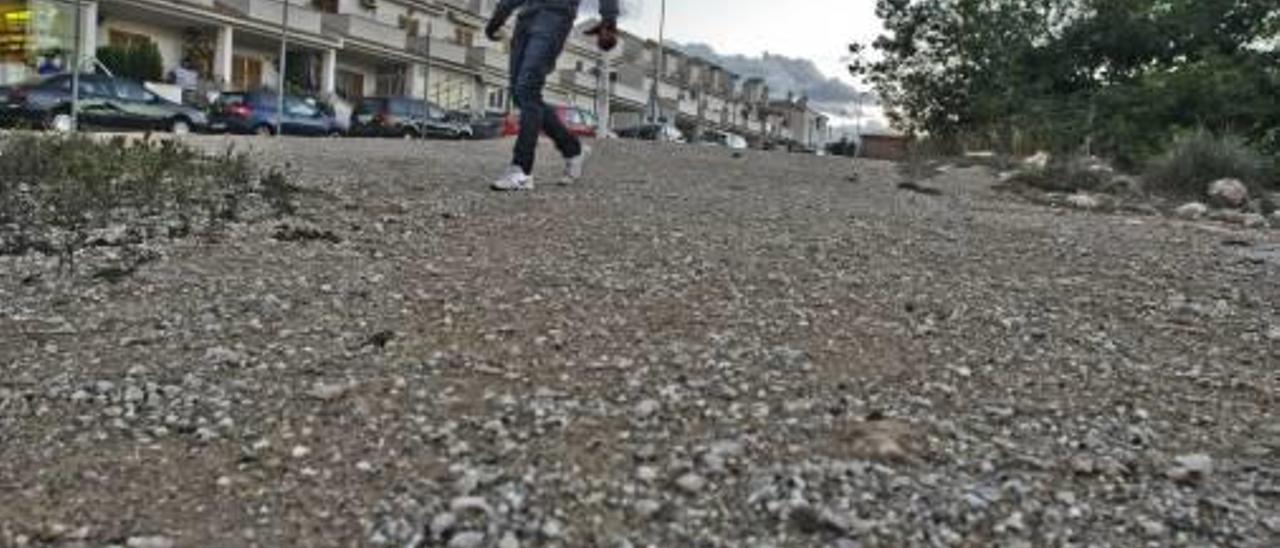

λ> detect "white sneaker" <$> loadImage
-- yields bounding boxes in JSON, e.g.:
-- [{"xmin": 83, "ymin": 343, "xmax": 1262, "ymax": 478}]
[
  {"xmin": 492, "ymin": 165, "xmax": 534, "ymax": 191},
  {"xmin": 560, "ymin": 146, "xmax": 591, "ymax": 185}
]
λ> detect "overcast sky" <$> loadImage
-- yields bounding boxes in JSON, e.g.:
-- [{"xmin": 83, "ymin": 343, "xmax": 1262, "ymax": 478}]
[{"xmin": 607, "ymin": 0, "xmax": 880, "ymax": 87}]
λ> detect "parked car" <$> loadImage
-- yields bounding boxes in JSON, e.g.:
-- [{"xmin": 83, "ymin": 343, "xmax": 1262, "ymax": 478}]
[
  {"xmin": 696, "ymin": 129, "xmax": 748, "ymax": 150},
  {"xmin": 349, "ymin": 96, "xmax": 472, "ymax": 139},
  {"xmin": 209, "ymin": 91, "xmax": 341, "ymax": 136},
  {"xmin": 616, "ymin": 123, "xmax": 686, "ymax": 143},
  {"xmin": 1, "ymin": 72, "xmax": 208, "ymax": 133},
  {"xmin": 501, "ymin": 105, "xmax": 598, "ymax": 138}
]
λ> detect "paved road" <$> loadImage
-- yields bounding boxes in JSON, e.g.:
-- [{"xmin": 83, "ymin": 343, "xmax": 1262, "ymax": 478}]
[{"xmin": 2, "ymin": 137, "xmax": 1278, "ymax": 547}]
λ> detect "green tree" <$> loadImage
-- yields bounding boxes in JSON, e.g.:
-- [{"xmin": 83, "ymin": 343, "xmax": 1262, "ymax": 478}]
[{"xmin": 851, "ymin": 0, "xmax": 1280, "ymax": 162}]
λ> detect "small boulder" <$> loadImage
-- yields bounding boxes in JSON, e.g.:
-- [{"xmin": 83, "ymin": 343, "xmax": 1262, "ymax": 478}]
[
  {"xmin": 1166, "ymin": 453, "xmax": 1213, "ymax": 484},
  {"xmin": 1174, "ymin": 202, "xmax": 1209, "ymax": 220},
  {"xmin": 842, "ymin": 418, "xmax": 915, "ymax": 463},
  {"xmin": 1066, "ymin": 193, "xmax": 1101, "ymax": 210},
  {"xmin": 1208, "ymin": 178, "xmax": 1249, "ymax": 209},
  {"xmin": 1242, "ymin": 214, "xmax": 1269, "ymax": 229},
  {"xmin": 1023, "ymin": 151, "xmax": 1051, "ymax": 170},
  {"xmin": 1103, "ymin": 175, "xmax": 1142, "ymax": 196}
]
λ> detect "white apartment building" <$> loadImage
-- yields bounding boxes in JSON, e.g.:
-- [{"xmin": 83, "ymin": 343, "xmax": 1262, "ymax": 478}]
[{"xmin": 0, "ymin": 0, "xmax": 818, "ymax": 146}]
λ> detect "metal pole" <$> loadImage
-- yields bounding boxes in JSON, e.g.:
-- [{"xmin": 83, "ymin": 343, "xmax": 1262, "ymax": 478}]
[
  {"xmin": 430, "ymin": 21, "xmax": 435, "ymax": 104},
  {"xmin": 275, "ymin": 0, "xmax": 290, "ymax": 136},
  {"xmin": 70, "ymin": 0, "xmax": 82, "ymax": 132},
  {"xmin": 647, "ymin": 0, "xmax": 665, "ymax": 123}
]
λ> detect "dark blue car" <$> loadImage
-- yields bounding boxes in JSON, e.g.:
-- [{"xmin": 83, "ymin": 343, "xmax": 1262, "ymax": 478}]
[{"xmin": 209, "ymin": 91, "xmax": 341, "ymax": 136}]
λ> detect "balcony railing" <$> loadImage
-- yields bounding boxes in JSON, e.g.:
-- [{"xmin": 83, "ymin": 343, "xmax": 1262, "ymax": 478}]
[
  {"xmin": 410, "ymin": 37, "xmax": 469, "ymax": 66},
  {"xmin": 468, "ymin": 46, "xmax": 506, "ymax": 71},
  {"xmin": 559, "ymin": 70, "xmax": 598, "ymax": 92},
  {"xmin": 612, "ymin": 82, "xmax": 648, "ymax": 105},
  {"xmin": 216, "ymin": 0, "xmax": 322, "ymax": 35},
  {"xmin": 323, "ymin": 14, "xmax": 407, "ymax": 50}
]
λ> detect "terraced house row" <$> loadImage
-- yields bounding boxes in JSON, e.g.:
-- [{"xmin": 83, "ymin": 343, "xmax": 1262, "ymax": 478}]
[{"xmin": 0, "ymin": 0, "xmax": 829, "ymax": 147}]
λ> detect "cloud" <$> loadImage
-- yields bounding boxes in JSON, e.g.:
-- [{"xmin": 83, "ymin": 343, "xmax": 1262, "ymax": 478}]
[{"xmin": 675, "ymin": 43, "xmax": 872, "ymax": 107}]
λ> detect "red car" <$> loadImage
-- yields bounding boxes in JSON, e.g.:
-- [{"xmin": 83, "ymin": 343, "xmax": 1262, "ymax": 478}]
[{"xmin": 501, "ymin": 105, "xmax": 598, "ymax": 138}]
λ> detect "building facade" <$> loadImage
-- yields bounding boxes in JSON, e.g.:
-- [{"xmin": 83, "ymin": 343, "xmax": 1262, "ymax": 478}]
[{"xmin": 0, "ymin": 0, "xmax": 825, "ymax": 147}]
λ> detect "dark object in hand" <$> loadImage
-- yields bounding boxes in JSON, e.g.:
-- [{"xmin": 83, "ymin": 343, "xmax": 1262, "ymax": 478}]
[{"xmin": 584, "ymin": 19, "xmax": 619, "ymax": 51}]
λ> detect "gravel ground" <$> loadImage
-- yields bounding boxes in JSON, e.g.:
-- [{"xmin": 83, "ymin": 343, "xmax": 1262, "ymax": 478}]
[{"xmin": 2, "ymin": 136, "xmax": 1278, "ymax": 548}]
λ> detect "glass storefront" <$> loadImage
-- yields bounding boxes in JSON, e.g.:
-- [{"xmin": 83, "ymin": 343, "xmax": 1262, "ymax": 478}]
[{"xmin": 0, "ymin": 0, "xmax": 76, "ymax": 85}]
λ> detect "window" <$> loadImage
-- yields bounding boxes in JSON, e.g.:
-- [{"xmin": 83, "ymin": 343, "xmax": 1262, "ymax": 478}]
[
  {"xmin": 114, "ymin": 80, "xmax": 154, "ymax": 102},
  {"xmin": 109, "ymin": 29, "xmax": 151, "ymax": 49},
  {"xmin": 487, "ymin": 88, "xmax": 506, "ymax": 110},
  {"xmin": 231, "ymin": 55, "xmax": 263, "ymax": 91},
  {"xmin": 336, "ymin": 70, "xmax": 365, "ymax": 100},
  {"xmin": 284, "ymin": 97, "xmax": 318, "ymax": 117},
  {"xmin": 455, "ymin": 28, "xmax": 474, "ymax": 47},
  {"xmin": 312, "ymin": 0, "xmax": 338, "ymax": 13}
]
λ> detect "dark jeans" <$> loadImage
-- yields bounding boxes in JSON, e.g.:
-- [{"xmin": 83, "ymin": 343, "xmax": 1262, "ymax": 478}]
[{"xmin": 509, "ymin": 8, "xmax": 582, "ymax": 174}]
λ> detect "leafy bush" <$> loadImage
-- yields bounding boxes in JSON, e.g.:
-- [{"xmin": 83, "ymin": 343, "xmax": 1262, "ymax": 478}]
[
  {"xmin": 96, "ymin": 42, "xmax": 164, "ymax": 82},
  {"xmin": 0, "ymin": 134, "xmax": 287, "ymax": 272},
  {"xmin": 1143, "ymin": 131, "xmax": 1276, "ymax": 199}
]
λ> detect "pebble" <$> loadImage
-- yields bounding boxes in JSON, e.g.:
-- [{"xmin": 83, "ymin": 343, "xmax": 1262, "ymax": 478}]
[
  {"xmin": 635, "ymin": 399, "xmax": 660, "ymax": 419},
  {"xmin": 126, "ymin": 536, "xmax": 175, "ymax": 548},
  {"xmin": 675, "ymin": 472, "xmax": 707, "ymax": 494},
  {"xmin": 290, "ymin": 445, "xmax": 311, "ymax": 459},
  {"xmin": 447, "ymin": 531, "xmax": 485, "ymax": 548},
  {"xmin": 1137, "ymin": 517, "xmax": 1168, "ymax": 537},
  {"xmin": 636, "ymin": 466, "xmax": 659, "ymax": 482},
  {"xmin": 1168, "ymin": 453, "xmax": 1213, "ymax": 483},
  {"xmin": 430, "ymin": 513, "xmax": 457, "ymax": 537},
  {"xmin": 498, "ymin": 532, "xmax": 520, "ymax": 548}
]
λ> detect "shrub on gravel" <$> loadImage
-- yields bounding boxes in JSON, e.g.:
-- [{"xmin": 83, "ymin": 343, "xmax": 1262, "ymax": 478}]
[
  {"xmin": 1143, "ymin": 131, "xmax": 1276, "ymax": 201},
  {"xmin": 1008, "ymin": 153, "xmax": 1114, "ymax": 194},
  {"xmin": 0, "ymin": 133, "xmax": 286, "ymax": 272}
]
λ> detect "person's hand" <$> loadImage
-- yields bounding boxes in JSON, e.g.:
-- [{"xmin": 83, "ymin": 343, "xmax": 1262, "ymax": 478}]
[
  {"xmin": 485, "ymin": 13, "xmax": 509, "ymax": 41},
  {"xmin": 584, "ymin": 19, "xmax": 619, "ymax": 52},
  {"xmin": 485, "ymin": 19, "xmax": 504, "ymax": 41}
]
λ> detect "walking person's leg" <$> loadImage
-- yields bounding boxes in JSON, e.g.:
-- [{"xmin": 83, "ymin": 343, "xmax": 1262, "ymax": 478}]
[{"xmin": 510, "ymin": 11, "xmax": 579, "ymax": 175}]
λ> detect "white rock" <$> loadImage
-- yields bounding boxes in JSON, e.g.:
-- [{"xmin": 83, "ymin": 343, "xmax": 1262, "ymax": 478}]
[
  {"xmin": 497, "ymin": 532, "xmax": 520, "ymax": 548},
  {"xmin": 447, "ymin": 531, "xmax": 485, "ymax": 548},
  {"xmin": 634, "ymin": 499, "xmax": 663, "ymax": 518},
  {"xmin": 636, "ymin": 466, "xmax": 659, "ymax": 482},
  {"xmin": 1242, "ymin": 213, "xmax": 1269, "ymax": 229},
  {"xmin": 634, "ymin": 399, "xmax": 660, "ymax": 419},
  {"xmin": 308, "ymin": 382, "xmax": 352, "ymax": 401},
  {"xmin": 1267, "ymin": 326, "xmax": 1280, "ymax": 341},
  {"xmin": 450, "ymin": 496, "xmax": 492, "ymax": 516},
  {"xmin": 1137, "ymin": 517, "xmax": 1168, "ymax": 537},
  {"xmin": 1175, "ymin": 202, "xmax": 1209, "ymax": 220},
  {"xmin": 1023, "ymin": 151, "xmax": 1051, "ymax": 170},
  {"xmin": 1066, "ymin": 194, "xmax": 1101, "ymax": 210},
  {"xmin": 1167, "ymin": 453, "xmax": 1213, "ymax": 483},
  {"xmin": 126, "ymin": 536, "xmax": 175, "ymax": 548},
  {"xmin": 290, "ymin": 445, "xmax": 311, "ymax": 459},
  {"xmin": 675, "ymin": 472, "xmax": 707, "ymax": 494},
  {"xmin": 1208, "ymin": 178, "xmax": 1249, "ymax": 209},
  {"xmin": 541, "ymin": 519, "xmax": 564, "ymax": 538},
  {"xmin": 430, "ymin": 513, "xmax": 457, "ymax": 537}
]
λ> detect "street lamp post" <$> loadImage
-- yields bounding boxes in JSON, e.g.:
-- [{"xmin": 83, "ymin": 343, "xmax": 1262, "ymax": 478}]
[
  {"xmin": 276, "ymin": 0, "xmax": 290, "ymax": 136},
  {"xmin": 70, "ymin": 0, "xmax": 82, "ymax": 132},
  {"xmin": 648, "ymin": 0, "xmax": 666, "ymax": 123}
]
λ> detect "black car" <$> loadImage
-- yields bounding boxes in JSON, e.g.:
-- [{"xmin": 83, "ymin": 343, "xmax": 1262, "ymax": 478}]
[
  {"xmin": 208, "ymin": 91, "xmax": 342, "ymax": 137},
  {"xmin": 616, "ymin": 123, "xmax": 685, "ymax": 143},
  {"xmin": 350, "ymin": 96, "xmax": 471, "ymax": 139},
  {"xmin": 1, "ymin": 73, "xmax": 208, "ymax": 133}
]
